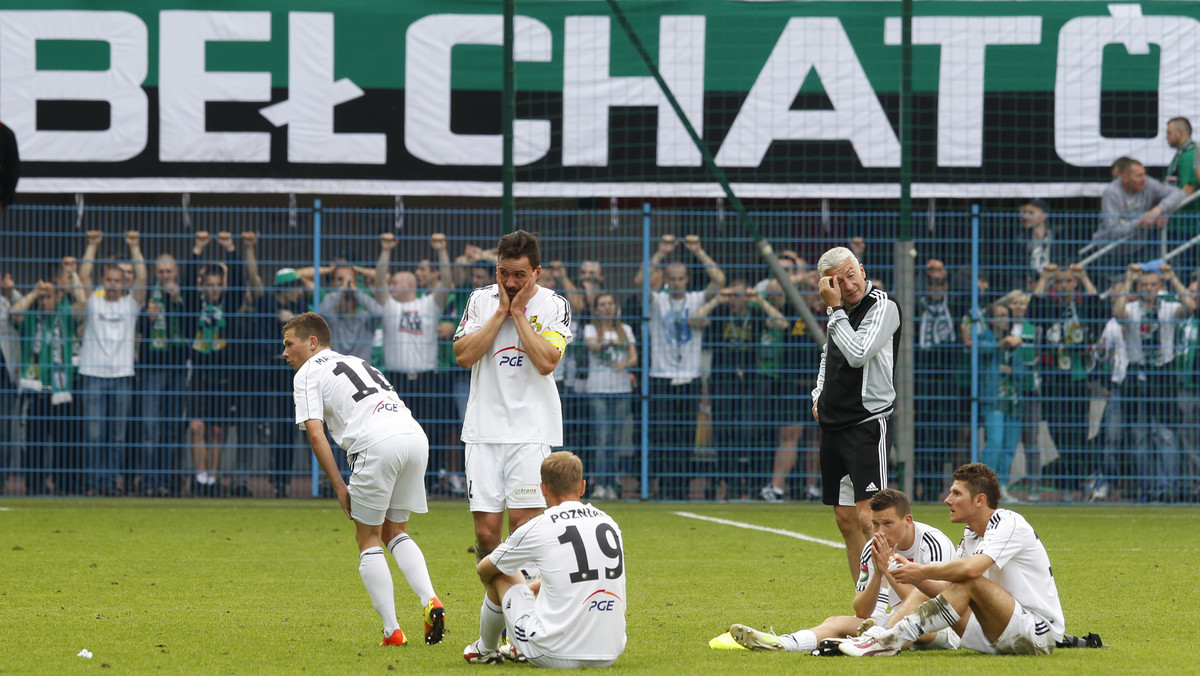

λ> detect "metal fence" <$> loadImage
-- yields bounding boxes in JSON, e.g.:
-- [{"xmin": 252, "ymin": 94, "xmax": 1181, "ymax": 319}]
[{"xmin": 2, "ymin": 202, "xmax": 1199, "ymax": 503}]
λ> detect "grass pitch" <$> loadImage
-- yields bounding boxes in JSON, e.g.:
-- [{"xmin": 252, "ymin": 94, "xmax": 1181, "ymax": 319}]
[{"xmin": 1, "ymin": 498, "xmax": 1194, "ymax": 674}]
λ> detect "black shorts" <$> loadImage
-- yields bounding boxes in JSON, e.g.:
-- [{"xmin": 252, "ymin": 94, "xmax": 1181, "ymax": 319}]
[
  {"xmin": 819, "ymin": 417, "xmax": 891, "ymax": 506},
  {"xmin": 190, "ymin": 365, "xmax": 232, "ymax": 423}
]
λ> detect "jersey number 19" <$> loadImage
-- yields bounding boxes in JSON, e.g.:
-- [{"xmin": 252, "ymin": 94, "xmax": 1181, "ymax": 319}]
[{"xmin": 558, "ymin": 524, "xmax": 623, "ymax": 583}]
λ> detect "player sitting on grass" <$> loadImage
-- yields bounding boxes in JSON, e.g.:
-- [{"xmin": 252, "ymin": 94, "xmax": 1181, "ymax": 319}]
[
  {"xmin": 464, "ymin": 451, "xmax": 627, "ymax": 668},
  {"xmin": 283, "ymin": 312, "xmax": 446, "ymax": 648},
  {"xmin": 730, "ymin": 488, "xmax": 958, "ymax": 654},
  {"xmin": 839, "ymin": 462, "xmax": 1065, "ymax": 657}
]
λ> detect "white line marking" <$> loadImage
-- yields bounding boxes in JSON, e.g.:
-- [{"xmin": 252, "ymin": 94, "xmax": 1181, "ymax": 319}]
[{"xmin": 674, "ymin": 511, "xmax": 846, "ymax": 549}]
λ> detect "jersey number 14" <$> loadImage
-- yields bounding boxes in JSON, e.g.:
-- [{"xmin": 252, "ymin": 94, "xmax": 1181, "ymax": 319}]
[{"xmin": 333, "ymin": 359, "xmax": 395, "ymax": 402}]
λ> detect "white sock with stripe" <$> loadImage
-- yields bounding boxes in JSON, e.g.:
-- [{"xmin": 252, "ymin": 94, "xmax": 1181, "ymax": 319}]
[
  {"xmin": 479, "ymin": 595, "xmax": 505, "ymax": 652},
  {"xmin": 358, "ymin": 547, "xmax": 400, "ymax": 635},
  {"xmin": 890, "ymin": 594, "xmax": 960, "ymax": 647},
  {"xmin": 387, "ymin": 533, "xmax": 436, "ymax": 608},
  {"xmin": 784, "ymin": 629, "xmax": 816, "ymax": 652}
]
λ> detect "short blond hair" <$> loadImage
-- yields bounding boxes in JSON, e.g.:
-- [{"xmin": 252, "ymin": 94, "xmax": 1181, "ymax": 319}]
[{"xmin": 541, "ymin": 451, "xmax": 583, "ymax": 498}]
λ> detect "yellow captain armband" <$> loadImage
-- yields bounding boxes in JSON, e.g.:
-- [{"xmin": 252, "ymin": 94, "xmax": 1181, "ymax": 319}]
[{"xmin": 541, "ymin": 330, "xmax": 567, "ymax": 354}]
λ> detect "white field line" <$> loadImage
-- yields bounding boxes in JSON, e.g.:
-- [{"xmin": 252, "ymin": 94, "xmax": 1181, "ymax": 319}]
[{"xmin": 674, "ymin": 511, "xmax": 845, "ymax": 549}]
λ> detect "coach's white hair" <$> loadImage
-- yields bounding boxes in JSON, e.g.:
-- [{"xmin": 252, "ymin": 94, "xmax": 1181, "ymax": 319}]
[{"xmin": 816, "ymin": 247, "xmax": 860, "ymax": 277}]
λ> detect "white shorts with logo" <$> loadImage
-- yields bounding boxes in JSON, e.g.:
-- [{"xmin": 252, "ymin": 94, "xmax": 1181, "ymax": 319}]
[
  {"xmin": 960, "ymin": 602, "xmax": 1056, "ymax": 655},
  {"xmin": 502, "ymin": 584, "xmax": 617, "ymax": 669},
  {"xmin": 465, "ymin": 442, "xmax": 550, "ymax": 512},
  {"xmin": 347, "ymin": 432, "xmax": 429, "ymax": 526}
]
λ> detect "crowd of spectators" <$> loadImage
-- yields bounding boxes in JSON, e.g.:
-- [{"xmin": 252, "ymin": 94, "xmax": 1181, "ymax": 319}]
[{"xmin": 2, "ymin": 118, "xmax": 1200, "ymax": 503}]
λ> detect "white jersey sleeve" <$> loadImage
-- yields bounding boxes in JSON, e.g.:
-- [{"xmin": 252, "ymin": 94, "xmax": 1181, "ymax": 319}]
[
  {"xmin": 959, "ymin": 510, "xmax": 1065, "ymax": 640},
  {"xmin": 535, "ymin": 289, "xmax": 573, "ymax": 348},
  {"xmin": 454, "ymin": 286, "xmax": 489, "ymax": 341},
  {"xmin": 490, "ymin": 501, "xmax": 626, "ymax": 661},
  {"xmin": 911, "ymin": 521, "xmax": 955, "ymax": 566},
  {"xmin": 292, "ymin": 349, "xmax": 423, "ymax": 452}
]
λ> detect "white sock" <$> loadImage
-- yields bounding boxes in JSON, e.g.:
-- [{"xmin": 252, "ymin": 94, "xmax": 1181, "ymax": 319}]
[
  {"xmin": 785, "ymin": 629, "xmax": 817, "ymax": 652},
  {"xmin": 892, "ymin": 594, "xmax": 961, "ymax": 647},
  {"xmin": 358, "ymin": 547, "xmax": 400, "ymax": 635},
  {"xmin": 387, "ymin": 533, "xmax": 436, "ymax": 608},
  {"xmin": 479, "ymin": 595, "xmax": 505, "ymax": 652}
]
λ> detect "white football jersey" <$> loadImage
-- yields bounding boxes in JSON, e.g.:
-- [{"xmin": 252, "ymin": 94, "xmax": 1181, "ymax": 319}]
[
  {"xmin": 292, "ymin": 348, "xmax": 423, "ymax": 452},
  {"xmin": 490, "ymin": 500, "xmax": 627, "ymax": 661},
  {"xmin": 455, "ymin": 284, "xmax": 573, "ymax": 445},
  {"xmin": 857, "ymin": 520, "xmax": 954, "ymax": 617},
  {"xmin": 957, "ymin": 509, "xmax": 1065, "ymax": 640},
  {"xmin": 381, "ymin": 294, "xmax": 440, "ymax": 373}
]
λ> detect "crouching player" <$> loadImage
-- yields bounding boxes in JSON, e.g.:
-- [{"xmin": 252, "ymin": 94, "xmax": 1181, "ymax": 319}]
[
  {"xmin": 464, "ymin": 451, "xmax": 627, "ymax": 668},
  {"xmin": 730, "ymin": 489, "xmax": 959, "ymax": 654},
  {"xmin": 283, "ymin": 312, "xmax": 445, "ymax": 647}
]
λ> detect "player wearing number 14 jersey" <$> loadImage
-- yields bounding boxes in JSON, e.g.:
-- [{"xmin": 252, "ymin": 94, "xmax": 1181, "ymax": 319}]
[
  {"xmin": 466, "ymin": 451, "xmax": 627, "ymax": 668},
  {"xmin": 283, "ymin": 312, "xmax": 446, "ymax": 648}
]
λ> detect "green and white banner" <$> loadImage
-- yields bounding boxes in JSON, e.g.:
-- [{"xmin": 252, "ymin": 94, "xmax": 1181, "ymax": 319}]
[{"xmin": 2, "ymin": 1, "xmax": 1197, "ymax": 197}]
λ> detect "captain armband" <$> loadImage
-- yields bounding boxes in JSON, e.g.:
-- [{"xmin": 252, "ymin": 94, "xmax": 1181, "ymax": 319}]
[{"xmin": 541, "ymin": 330, "xmax": 567, "ymax": 354}]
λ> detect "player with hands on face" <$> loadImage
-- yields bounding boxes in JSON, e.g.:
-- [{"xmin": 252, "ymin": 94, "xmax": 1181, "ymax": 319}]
[
  {"xmin": 453, "ymin": 230, "xmax": 574, "ymax": 662},
  {"xmin": 453, "ymin": 230, "xmax": 573, "ymax": 556},
  {"xmin": 840, "ymin": 463, "xmax": 1064, "ymax": 657},
  {"xmin": 729, "ymin": 489, "xmax": 957, "ymax": 655}
]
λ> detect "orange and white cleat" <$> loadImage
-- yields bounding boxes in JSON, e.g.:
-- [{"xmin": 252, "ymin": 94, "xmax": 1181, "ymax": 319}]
[
  {"xmin": 381, "ymin": 628, "xmax": 408, "ymax": 646},
  {"xmin": 424, "ymin": 597, "xmax": 446, "ymax": 645}
]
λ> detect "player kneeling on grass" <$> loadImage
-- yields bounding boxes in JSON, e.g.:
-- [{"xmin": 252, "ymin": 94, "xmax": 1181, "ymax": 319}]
[
  {"xmin": 730, "ymin": 488, "xmax": 959, "ymax": 654},
  {"xmin": 464, "ymin": 451, "xmax": 627, "ymax": 668},
  {"xmin": 839, "ymin": 462, "xmax": 1065, "ymax": 657},
  {"xmin": 283, "ymin": 312, "xmax": 446, "ymax": 648}
]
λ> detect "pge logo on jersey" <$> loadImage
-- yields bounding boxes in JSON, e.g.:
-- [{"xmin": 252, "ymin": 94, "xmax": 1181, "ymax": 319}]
[
  {"xmin": 583, "ymin": 590, "xmax": 622, "ymax": 612},
  {"xmin": 373, "ymin": 400, "xmax": 400, "ymax": 414},
  {"xmin": 494, "ymin": 346, "xmax": 525, "ymax": 367}
]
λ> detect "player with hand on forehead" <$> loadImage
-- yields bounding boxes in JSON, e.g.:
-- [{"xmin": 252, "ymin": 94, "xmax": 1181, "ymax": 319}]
[
  {"xmin": 282, "ymin": 312, "xmax": 445, "ymax": 648},
  {"xmin": 811, "ymin": 246, "xmax": 903, "ymax": 583}
]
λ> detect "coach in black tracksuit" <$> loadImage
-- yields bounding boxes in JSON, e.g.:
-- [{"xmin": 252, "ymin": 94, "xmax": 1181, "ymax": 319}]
[{"xmin": 811, "ymin": 246, "xmax": 902, "ymax": 582}]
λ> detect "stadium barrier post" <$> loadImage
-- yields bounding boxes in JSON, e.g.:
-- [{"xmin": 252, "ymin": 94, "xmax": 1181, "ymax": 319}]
[
  {"xmin": 969, "ymin": 203, "xmax": 981, "ymax": 464},
  {"xmin": 310, "ymin": 199, "xmax": 322, "ymax": 497},
  {"xmin": 640, "ymin": 202, "xmax": 651, "ymax": 501}
]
